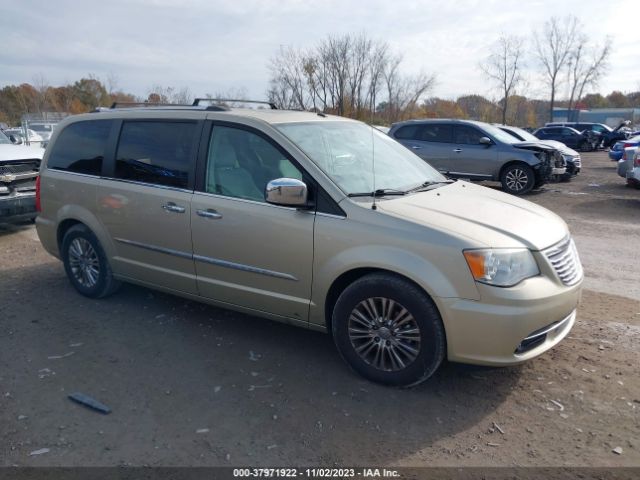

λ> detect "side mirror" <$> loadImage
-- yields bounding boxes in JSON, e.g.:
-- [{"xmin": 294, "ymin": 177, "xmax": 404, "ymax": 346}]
[
  {"xmin": 9, "ymin": 135, "xmax": 22, "ymax": 145},
  {"xmin": 265, "ymin": 178, "xmax": 308, "ymax": 207},
  {"xmin": 479, "ymin": 136, "xmax": 492, "ymax": 146}
]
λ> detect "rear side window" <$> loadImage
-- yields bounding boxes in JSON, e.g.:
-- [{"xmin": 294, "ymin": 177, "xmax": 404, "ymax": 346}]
[
  {"xmin": 420, "ymin": 124, "xmax": 452, "ymax": 143},
  {"xmin": 115, "ymin": 121, "xmax": 197, "ymax": 189},
  {"xmin": 47, "ymin": 120, "xmax": 112, "ymax": 175}
]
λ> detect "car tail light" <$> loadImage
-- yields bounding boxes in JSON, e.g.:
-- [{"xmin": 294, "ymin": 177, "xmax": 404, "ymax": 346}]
[
  {"xmin": 635, "ymin": 153, "xmax": 640, "ymax": 167},
  {"xmin": 623, "ymin": 143, "xmax": 632, "ymax": 149},
  {"xmin": 35, "ymin": 175, "xmax": 41, "ymax": 212}
]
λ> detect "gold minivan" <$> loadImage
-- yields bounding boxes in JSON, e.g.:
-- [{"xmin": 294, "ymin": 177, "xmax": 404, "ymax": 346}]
[{"xmin": 36, "ymin": 101, "xmax": 583, "ymax": 386}]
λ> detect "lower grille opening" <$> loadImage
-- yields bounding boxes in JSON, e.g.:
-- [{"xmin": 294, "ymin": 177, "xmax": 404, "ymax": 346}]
[{"xmin": 515, "ymin": 334, "xmax": 547, "ymax": 354}]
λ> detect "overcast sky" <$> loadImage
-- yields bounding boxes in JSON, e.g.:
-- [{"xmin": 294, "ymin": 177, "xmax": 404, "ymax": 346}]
[{"xmin": 1, "ymin": 0, "xmax": 637, "ymax": 102}]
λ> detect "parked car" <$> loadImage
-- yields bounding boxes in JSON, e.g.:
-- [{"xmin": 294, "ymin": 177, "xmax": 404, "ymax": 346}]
[
  {"xmin": 0, "ymin": 130, "xmax": 44, "ymax": 223},
  {"xmin": 497, "ymin": 125, "xmax": 580, "ymax": 182},
  {"xmin": 388, "ymin": 119, "xmax": 565, "ymax": 195},
  {"xmin": 626, "ymin": 149, "xmax": 640, "ymax": 188},
  {"xmin": 609, "ymin": 135, "xmax": 640, "ymax": 162},
  {"xmin": 4, "ymin": 127, "xmax": 45, "ymax": 147},
  {"xmin": 533, "ymin": 126, "xmax": 597, "ymax": 152},
  {"xmin": 28, "ymin": 122, "xmax": 56, "ymax": 142},
  {"xmin": 545, "ymin": 122, "xmax": 616, "ymax": 148},
  {"xmin": 617, "ymin": 146, "xmax": 639, "ymax": 181},
  {"xmin": 36, "ymin": 102, "xmax": 583, "ymax": 386}
]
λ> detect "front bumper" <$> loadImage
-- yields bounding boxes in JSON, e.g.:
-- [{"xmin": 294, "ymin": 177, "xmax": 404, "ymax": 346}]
[
  {"xmin": 0, "ymin": 193, "xmax": 36, "ymax": 223},
  {"xmin": 436, "ymin": 252, "xmax": 583, "ymax": 366}
]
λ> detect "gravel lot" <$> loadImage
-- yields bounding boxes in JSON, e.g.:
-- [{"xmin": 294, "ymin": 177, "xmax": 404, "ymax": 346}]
[{"xmin": 1, "ymin": 151, "xmax": 638, "ymax": 468}]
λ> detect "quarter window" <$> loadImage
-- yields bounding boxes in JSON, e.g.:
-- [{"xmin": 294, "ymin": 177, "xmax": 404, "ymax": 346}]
[
  {"xmin": 47, "ymin": 120, "xmax": 112, "ymax": 175},
  {"xmin": 205, "ymin": 126, "xmax": 302, "ymax": 203},
  {"xmin": 115, "ymin": 121, "xmax": 197, "ymax": 189}
]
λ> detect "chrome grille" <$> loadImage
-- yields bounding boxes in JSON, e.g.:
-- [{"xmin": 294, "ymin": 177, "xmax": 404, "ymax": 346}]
[
  {"xmin": 544, "ymin": 237, "xmax": 583, "ymax": 286},
  {"xmin": 0, "ymin": 163, "xmax": 39, "ymax": 175}
]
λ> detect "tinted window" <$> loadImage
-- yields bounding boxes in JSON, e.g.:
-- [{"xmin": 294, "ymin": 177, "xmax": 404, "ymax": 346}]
[
  {"xmin": 454, "ymin": 125, "xmax": 484, "ymax": 145},
  {"xmin": 561, "ymin": 128, "xmax": 577, "ymax": 136},
  {"xmin": 206, "ymin": 126, "xmax": 302, "ymax": 202},
  {"xmin": 115, "ymin": 121, "xmax": 196, "ymax": 189},
  {"xmin": 393, "ymin": 125, "xmax": 421, "ymax": 140},
  {"xmin": 47, "ymin": 120, "xmax": 111, "ymax": 175},
  {"xmin": 420, "ymin": 124, "xmax": 452, "ymax": 143}
]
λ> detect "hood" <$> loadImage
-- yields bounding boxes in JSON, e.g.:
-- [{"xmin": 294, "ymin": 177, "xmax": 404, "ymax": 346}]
[
  {"xmin": 0, "ymin": 144, "xmax": 45, "ymax": 162},
  {"xmin": 536, "ymin": 140, "xmax": 578, "ymax": 156},
  {"xmin": 377, "ymin": 181, "xmax": 568, "ymax": 251},
  {"xmin": 512, "ymin": 141, "xmax": 556, "ymax": 153}
]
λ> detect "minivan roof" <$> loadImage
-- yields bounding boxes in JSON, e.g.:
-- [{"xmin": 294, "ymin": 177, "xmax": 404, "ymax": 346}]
[
  {"xmin": 391, "ymin": 118, "xmax": 489, "ymax": 128},
  {"xmin": 88, "ymin": 105, "xmax": 353, "ymax": 125}
]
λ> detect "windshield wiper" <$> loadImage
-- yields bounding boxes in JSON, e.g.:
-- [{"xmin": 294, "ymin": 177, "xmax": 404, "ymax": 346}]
[
  {"xmin": 405, "ymin": 179, "xmax": 455, "ymax": 193},
  {"xmin": 347, "ymin": 188, "xmax": 407, "ymax": 198}
]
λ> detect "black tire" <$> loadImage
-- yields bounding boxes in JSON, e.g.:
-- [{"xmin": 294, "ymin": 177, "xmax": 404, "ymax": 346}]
[
  {"xmin": 61, "ymin": 224, "xmax": 120, "ymax": 298},
  {"xmin": 578, "ymin": 140, "xmax": 590, "ymax": 152},
  {"xmin": 331, "ymin": 273, "xmax": 446, "ymax": 387},
  {"xmin": 500, "ymin": 163, "xmax": 535, "ymax": 195},
  {"xmin": 560, "ymin": 173, "xmax": 572, "ymax": 182}
]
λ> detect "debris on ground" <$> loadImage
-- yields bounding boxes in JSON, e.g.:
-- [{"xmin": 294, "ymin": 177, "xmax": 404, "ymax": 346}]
[
  {"xmin": 29, "ymin": 448, "xmax": 50, "ymax": 456},
  {"xmin": 17, "ymin": 415, "xmax": 27, "ymax": 421},
  {"xmin": 612, "ymin": 446, "xmax": 623, "ymax": 455},
  {"xmin": 68, "ymin": 392, "xmax": 112, "ymax": 414},
  {"xmin": 196, "ymin": 428, "xmax": 209, "ymax": 434},
  {"xmin": 47, "ymin": 351, "xmax": 75, "ymax": 360},
  {"xmin": 249, "ymin": 351, "xmax": 261, "ymax": 361},
  {"xmin": 493, "ymin": 422, "xmax": 505, "ymax": 434},
  {"xmin": 550, "ymin": 400, "xmax": 565, "ymax": 411}
]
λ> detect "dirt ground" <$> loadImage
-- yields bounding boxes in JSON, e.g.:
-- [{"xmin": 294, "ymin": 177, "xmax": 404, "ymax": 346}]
[{"xmin": 0, "ymin": 151, "xmax": 638, "ymax": 468}]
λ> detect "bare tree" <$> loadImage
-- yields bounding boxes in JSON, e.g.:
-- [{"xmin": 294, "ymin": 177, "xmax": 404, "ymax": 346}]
[
  {"xmin": 533, "ymin": 16, "xmax": 580, "ymax": 122},
  {"xmin": 567, "ymin": 36, "xmax": 612, "ymax": 112},
  {"xmin": 32, "ymin": 73, "xmax": 50, "ymax": 114},
  {"xmin": 147, "ymin": 85, "xmax": 193, "ymax": 104},
  {"xmin": 267, "ymin": 33, "xmax": 434, "ymax": 122},
  {"xmin": 480, "ymin": 35, "xmax": 524, "ymax": 125}
]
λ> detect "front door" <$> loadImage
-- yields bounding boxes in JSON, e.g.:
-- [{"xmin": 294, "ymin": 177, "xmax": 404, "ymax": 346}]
[
  {"xmin": 191, "ymin": 123, "xmax": 315, "ymax": 321},
  {"xmin": 449, "ymin": 125, "xmax": 497, "ymax": 178}
]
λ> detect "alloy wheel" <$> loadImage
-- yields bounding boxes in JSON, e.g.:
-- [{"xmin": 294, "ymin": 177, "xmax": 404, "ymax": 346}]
[
  {"xmin": 68, "ymin": 238, "xmax": 100, "ymax": 288},
  {"xmin": 505, "ymin": 168, "xmax": 529, "ymax": 191},
  {"xmin": 348, "ymin": 297, "xmax": 421, "ymax": 372}
]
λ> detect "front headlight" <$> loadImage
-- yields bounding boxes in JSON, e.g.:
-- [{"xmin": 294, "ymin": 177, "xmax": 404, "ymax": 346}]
[{"xmin": 463, "ymin": 249, "xmax": 539, "ymax": 287}]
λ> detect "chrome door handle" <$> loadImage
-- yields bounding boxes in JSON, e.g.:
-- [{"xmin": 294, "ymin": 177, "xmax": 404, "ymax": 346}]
[
  {"xmin": 453, "ymin": 148, "xmax": 462, "ymax": 153},
  {"xmin": 411, "ymin": 145, "xmax": 422, "ymax": 150},
  {"xmin": 196, "ymin": 209, "xmax": 223, "ymax": 219},
  {"xmin": 162, "ymin": 202, "xmax": 186, "ymax": 213}
]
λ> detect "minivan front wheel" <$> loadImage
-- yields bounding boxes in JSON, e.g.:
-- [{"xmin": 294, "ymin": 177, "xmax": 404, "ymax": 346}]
[
  {"xmin": 501, "ymin": 163, "xmax": 534, "ymax": 195},
  {"xmin": 332, "ymin": 273, "xmax": 445, "ymax": 387},
  {"xmin": 61, "ymin": 224, "xmax": 120, "ymax": 298}
]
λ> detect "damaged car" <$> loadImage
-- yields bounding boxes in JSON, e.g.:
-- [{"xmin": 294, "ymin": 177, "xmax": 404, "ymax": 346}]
[
  {"xmin": 388, "ymin": 119, "xmax": 565, "ymax": 195},
  {"xmin": 0, "ymin": 129, "xmax": 44, "ymax": 223}
]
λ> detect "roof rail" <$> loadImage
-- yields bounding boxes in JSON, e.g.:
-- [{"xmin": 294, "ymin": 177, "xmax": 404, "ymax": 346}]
[
  {"xmin": 110, "ymin": 102, "xmax": 193, "ymax": 109},
  {"xmin": 192, "ymin": 98, "xmax": 278, "ymax": 110}
]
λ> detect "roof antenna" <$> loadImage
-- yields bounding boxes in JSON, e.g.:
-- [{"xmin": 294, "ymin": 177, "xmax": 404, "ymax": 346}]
[{"xmin": 370, "ymin": 117, "xmax": 377, "ymax": 211}]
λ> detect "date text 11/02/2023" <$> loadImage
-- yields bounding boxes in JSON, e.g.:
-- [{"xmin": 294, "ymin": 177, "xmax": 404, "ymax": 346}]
[{"xmin": 232, "ymin": 468, "xmax": 401, "ymax": 478}]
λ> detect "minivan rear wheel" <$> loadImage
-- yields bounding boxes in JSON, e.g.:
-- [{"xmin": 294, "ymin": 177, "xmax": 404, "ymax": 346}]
[
  {"xmin": 332, "ymin": 273, "xmax": 445, "ymax": 387},
  {"xmin": 61, "ymin": 224, "xmax": 120, "ymax": 298},
  {"xmin": 501, "ymin": 163, "xmax": 534, "ymax": 195}
]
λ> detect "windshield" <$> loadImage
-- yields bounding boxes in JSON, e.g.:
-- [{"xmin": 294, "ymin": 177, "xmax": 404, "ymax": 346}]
[
  {"xmin": 0, "ymin": 130, "xmax": 11, "ymax": 144},
  {"xmin": 502, "ymin": 126, "xmax": 539, "ymax": 142},
  {"xmin": 479, "ymin": 123, "xmax": 522, "ymax": 144},
  {"xmin": 276, "ymin": 121, "xmax": 446, "ymax": 195}
]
